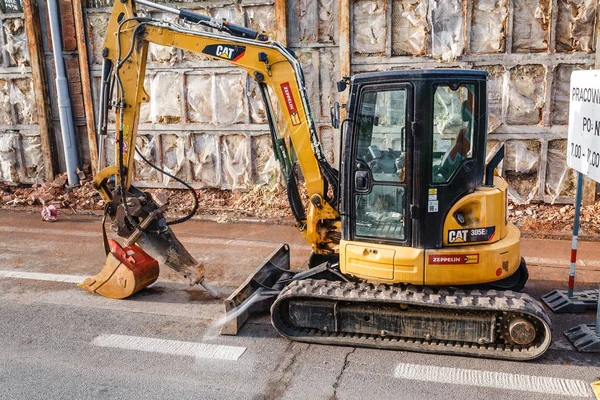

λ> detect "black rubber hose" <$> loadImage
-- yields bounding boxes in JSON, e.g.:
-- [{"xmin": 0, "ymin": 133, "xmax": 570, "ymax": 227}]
[{"xmin": 134, "ymin": 147, "xmax": 199, "ymax": 226}]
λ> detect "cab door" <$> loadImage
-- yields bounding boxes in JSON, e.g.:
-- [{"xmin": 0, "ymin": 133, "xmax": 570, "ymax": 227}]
[{"xmin": 341, "ymin": 84, "xmax": 423, "ymax": 283}]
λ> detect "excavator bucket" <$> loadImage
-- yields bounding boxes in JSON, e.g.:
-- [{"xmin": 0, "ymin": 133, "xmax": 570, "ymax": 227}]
[
  {"xmin": 220, "ymin": 243, "xmax": 294, "ymax": 335},
  {"xmin": 79, "ymin": 239, "xmax": 159, "ymax": 299}
]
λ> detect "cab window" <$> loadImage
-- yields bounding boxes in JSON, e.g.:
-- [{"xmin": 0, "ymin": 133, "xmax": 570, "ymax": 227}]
[
  {"xmin": 356, "ymin": 89, "xmax": 407, "ymax": 183},
  {"xmin": 354, "ymin": 88, "xmax": 408, "ymax": 242},
  {"xmin": 432, "ymin": 84, "xmax": 475, "ymax": 183}
]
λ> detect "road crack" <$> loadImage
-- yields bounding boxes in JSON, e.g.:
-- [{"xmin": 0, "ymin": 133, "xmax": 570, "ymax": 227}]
[
  {"xmin": 329, "ymin": 347, "xmax": 356, "ymax": 400},
  {"xmin": 261, "ymin": 342, "xmax": 308, "ymax": 400}
]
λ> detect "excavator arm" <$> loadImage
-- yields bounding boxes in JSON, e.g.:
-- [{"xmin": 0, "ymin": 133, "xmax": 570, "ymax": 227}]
[
  {"xmin": 81, "ymin": 0, "xmax": 340, "ymax": 300},
  {"xmin": 97, "ymin": 0, "xmax": 339, "ymax": 251}
]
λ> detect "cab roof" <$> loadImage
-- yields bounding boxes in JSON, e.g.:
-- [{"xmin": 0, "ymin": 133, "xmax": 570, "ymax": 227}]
[{"xmin": 352, "ymin": 69, "xmax": 487, "ymax": 85}]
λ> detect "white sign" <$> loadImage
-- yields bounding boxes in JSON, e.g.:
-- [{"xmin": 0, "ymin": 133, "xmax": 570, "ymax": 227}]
[{"xmin": 567, "ymin": 70, "xmax": 600, "ymax": 183}]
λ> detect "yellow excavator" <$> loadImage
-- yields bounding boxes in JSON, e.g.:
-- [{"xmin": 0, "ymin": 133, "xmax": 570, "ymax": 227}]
[{"xmin": 80, "ymin": 0, "xmax": 552, "ymax": 360}]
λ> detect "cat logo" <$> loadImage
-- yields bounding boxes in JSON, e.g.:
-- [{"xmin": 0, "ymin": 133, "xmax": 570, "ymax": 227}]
[
  {"xmin": 202, "ymin": 44, "xmax": 246, "ymax": 62},
  {"xmin": 448, "ymin": 229, "xmax": 468, "ymax": 243},
  {"xmin": 216, "ymin": 45, "xmax": 234, "ymax": 59},
  {"xmin": 448, "ymin": 226, "xmax": 496, "ymax": 243}
]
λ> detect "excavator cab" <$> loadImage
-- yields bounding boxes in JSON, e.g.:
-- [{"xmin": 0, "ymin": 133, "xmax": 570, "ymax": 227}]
[{"xmin": 339, "ymin": 70, "xmax": 497, "ymax": 285}]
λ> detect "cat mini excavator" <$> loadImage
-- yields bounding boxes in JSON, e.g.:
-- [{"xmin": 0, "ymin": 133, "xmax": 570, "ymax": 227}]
[{"xmin": 81, "ymin": 0, "xmax": 551, "ymax": 360}]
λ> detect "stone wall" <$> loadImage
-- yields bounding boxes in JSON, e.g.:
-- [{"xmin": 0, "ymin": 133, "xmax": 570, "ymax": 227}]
[
  {"xmin": 0, "ymin": 0, "xmax": 43, "ymax": 184},
  {"xmin": 87, "ymin": 0, "xmax": 286, "ymax": 190},
  {"xmin": 1, "ymin": 0, "xmax": 597, "ymax": 204},
  {"xmin": 346, "ymin": 0, "xmax": 597, "ymax": 203}
]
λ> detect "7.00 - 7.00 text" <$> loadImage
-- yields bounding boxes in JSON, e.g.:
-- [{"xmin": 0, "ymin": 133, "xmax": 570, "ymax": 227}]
[{"xmin": 571, "ymin": 143, "xmax": 600, "ymax": 168}]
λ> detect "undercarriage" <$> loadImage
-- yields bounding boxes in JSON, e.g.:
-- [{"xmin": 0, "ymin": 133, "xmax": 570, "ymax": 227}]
[
  {"xmin": 221, "ymin": 245, "xmax": 552, "ymax": 361},
  {"xmin": 271, "ymin": 279, "xmax": 552, "ymax": 361}
]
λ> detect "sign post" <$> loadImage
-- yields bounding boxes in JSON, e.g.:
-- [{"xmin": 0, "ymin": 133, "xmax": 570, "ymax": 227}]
[
  {"xmin": 568, "ymin": 172, "xmax": 583, "ymax": 299},
  {"xmin": 542, "ymin": 69, "xmax": 600, "ymax": 314},
  {"xmin": 555, "ymin": 70, "xmax": 600, "ymax": 352}
]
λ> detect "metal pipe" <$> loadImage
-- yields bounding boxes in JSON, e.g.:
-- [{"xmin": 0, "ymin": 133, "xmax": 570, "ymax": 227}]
[
  {"xmin": 47, "ymin": 0, "xmax": 80, "ymax": 185},
  {"xmin": 135, "ymin": 0, "xmax": 179, "ymax": 15},
  {"xmin": 97, "ymin": 59, "xmax": 112, "ymax": 172},
  {"xmin": 596, "ymin": 285, "xmax": 600, "ymax": 337}
]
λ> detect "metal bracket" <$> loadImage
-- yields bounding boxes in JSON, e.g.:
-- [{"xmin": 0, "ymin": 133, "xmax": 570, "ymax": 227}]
[
  {"xmin": 564, "ymin": 324, "xmax": 600, "ymax": 352},
  {"xmin": 541, "ymin": 289, "xmax": 598, "ymax": 313},
  {"xmin": 220, "ymin": 244, "xmax": 293, "ymax": 335}
]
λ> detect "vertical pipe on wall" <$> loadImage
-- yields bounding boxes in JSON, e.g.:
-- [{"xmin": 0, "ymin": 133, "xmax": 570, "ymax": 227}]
[
  {"xmin": 337, "ymin": 0, "xmax": 350, "ymax": 171},
  {"xmin": 274, "ymin": 0, "xmax": 287, "ymax": 46},
  {"xmin": 338, "ymin": 0, "xmax": 350, "ymax": 106},
  {"xmin": 47, "ymin": 0, "xmax": 80, "ymax": 185},
  {"xmin": 23, "ymin": 0, "xmax": 55, "ymax": 181},
  {"xmin": 72, "ymin": 0, "xmax": 99, "ymax": 175}
]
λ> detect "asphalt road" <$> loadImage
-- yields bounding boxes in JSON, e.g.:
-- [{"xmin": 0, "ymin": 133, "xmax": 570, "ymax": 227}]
[{"xmin": 0, "ymin": 211, "xmax": 599, "ymax": 400}]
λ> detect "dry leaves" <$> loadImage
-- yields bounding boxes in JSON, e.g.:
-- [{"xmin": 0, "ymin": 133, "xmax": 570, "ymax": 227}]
[
  {"xmin": 509, "ymin": 201, "xmax": 600, "ymax": 236},
  {"xmin": 2, "ymin": 174, "xmax": 599, "ymax": 237}
]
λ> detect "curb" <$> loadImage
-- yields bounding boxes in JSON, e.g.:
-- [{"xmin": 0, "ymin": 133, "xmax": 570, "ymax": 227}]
[
  {"xmin": 2, "ymin": 206, "xmax": 599, "ymax": 240},
  {"xmin": 0, "ymin": 205, "xmax": 296, "ymax": 226}
]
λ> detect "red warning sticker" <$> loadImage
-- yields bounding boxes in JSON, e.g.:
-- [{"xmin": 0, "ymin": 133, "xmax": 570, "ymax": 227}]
[{"xmin": 280, "ymin": 82, "xmax": 301, "ymax": 126}]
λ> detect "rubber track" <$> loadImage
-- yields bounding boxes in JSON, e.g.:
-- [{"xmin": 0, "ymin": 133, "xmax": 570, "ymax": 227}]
[{"xmin": 271, "ymin": 279, "xmax": 552, "ymax": 361}]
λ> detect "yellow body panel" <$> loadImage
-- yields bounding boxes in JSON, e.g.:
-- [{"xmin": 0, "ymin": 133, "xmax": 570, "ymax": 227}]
[
  {"xmin": 443, "ymin": 176, "xmax": 508, "ymax": 245},
  {"xmin": 425, "ymin": 222, "xmax": 521, "ymax": 285},
  {"xmin": 340, "ymin": 176, "xmax": 518, "ymax": 286},
  {"xmin": 340, "ymin": 240, "xmax": 424, "ymax": 284},
  {"xmin": 340, "ymin": 223, "xmax": 519, "ymax": 285}
]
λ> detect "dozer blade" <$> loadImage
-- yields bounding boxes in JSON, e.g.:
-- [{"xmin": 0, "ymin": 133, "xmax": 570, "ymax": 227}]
[
  {"xmin": 220, "ymin": 243, "xmax": 295, "ymax": 335},
  {"xmin": 79, "ymin": 239, "xmax": 159, "ymax": 299}
]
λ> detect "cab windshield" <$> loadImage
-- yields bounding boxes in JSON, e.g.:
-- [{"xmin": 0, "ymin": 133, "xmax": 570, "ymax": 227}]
[{"xmin": 431, "ymin": 84, "xmax": 475, "ymax": 183}]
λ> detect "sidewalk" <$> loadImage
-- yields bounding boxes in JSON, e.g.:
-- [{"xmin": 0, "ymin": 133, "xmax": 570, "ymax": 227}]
[
  {"xmin": 522, "ymin": 237, "xmax": 600, "ymax": 283},
  {"xmin": 0, "ymin": 210, "xmax": 597, "ymax": 285}
]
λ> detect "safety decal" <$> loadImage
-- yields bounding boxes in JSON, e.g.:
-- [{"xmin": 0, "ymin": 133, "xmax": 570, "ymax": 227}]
[
  {"xmin": 448, "ymin": 226, "xmax": 495, "ymax": 243},
  {"xmin": 280, "ymin": 82, "xmax": 302, "ymax": 126},
  {"xmin": 428, "ymin": 254, "xmax": 479, "ymax": 265},
  {"xmin": 427, "ymin": 188, "xmax": 438, "ymax": 212},
  {"xmin": 428, "ymin": 200, "xmax": 438, "ymax": 213},
  {"xmin": 202, "ymin": 44, "xmax": 246, "ymax": 61}
]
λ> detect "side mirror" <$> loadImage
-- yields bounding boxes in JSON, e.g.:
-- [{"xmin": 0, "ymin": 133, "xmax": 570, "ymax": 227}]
[
  {"xmin": 336, "ymin": 80, "xmax": 347, "ymax": 92},
  {"xmin": 330, "ymin": 102, "xmax": 340, "ymax": 129}
]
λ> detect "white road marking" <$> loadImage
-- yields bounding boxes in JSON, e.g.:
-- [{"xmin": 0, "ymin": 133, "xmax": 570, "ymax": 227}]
[
  {"xmin": 394, "ymin": 363, "xmax": 591, "ymax": 398},
  {"xmin": 0, "ymin": 270, "xmax": 86, "ymax": 284},
  {"xmin": 91, "ymin": 334, "xmax": 246, "ymax": 361}
]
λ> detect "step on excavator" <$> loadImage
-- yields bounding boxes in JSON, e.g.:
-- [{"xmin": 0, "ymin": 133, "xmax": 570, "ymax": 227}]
[{"xmin": 80, "ymin": 0, "xmax": 552, "ymax": 360}]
